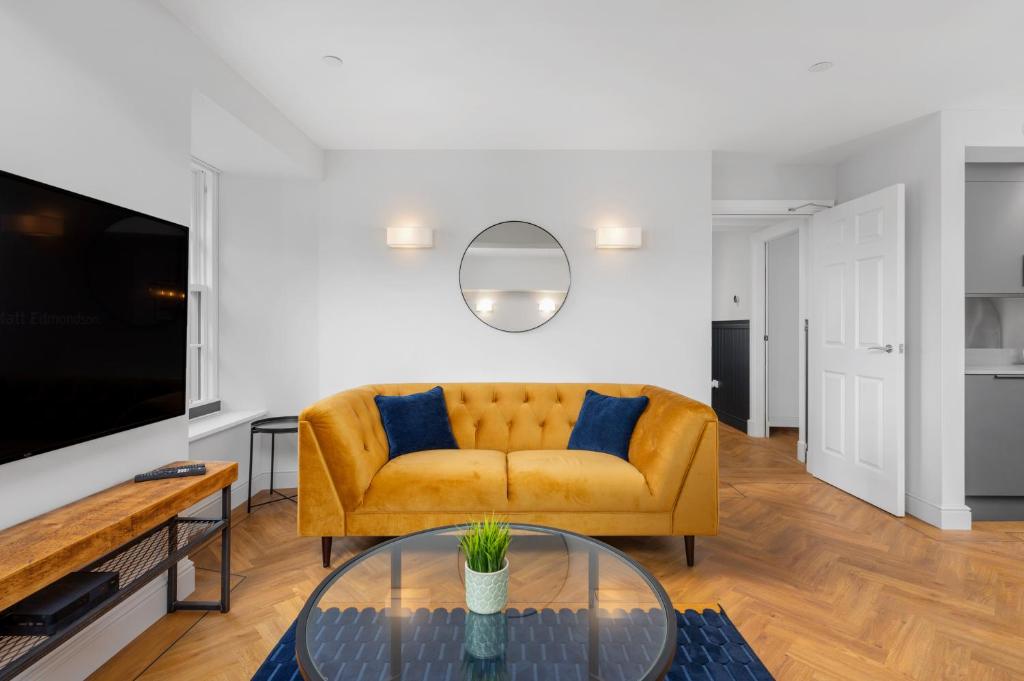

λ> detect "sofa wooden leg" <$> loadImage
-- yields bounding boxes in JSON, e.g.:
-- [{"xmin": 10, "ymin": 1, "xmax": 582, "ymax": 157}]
[
  {"xmin": 684, "ymin": 535, "xmax": 695, "ymax": 567},
  {"xmin": 322, "ymin": 536, "xmax": 333, "ymax": 568}
]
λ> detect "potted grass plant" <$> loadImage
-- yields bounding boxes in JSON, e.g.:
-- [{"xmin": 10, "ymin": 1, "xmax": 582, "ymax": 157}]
[{"xmin": 459, "ymin": 517, "xmax": 511, "ymax": 615}]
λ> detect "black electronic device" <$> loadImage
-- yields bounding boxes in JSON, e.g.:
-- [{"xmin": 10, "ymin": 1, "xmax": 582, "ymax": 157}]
[
  {"xmin": 0, "ymin": 169, "xmax": 188, "ymax": 465},
  {"xmin": 133, "ymin": 463, "xmax": 207, "ymax": 483},
  {"xmin": 0, "ymin": 572, "xmax": 119, "ymax": 636}
]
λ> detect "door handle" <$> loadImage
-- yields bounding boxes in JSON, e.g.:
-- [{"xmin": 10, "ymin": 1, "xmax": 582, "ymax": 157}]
[{"xmin": 867, "ymin": 344, "xmax": 893, "ymax": 353}]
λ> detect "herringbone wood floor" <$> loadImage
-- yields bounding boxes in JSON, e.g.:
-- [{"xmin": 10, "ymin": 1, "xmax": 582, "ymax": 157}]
[{"xmin": 89, "ymin": 426, "xmax": 1024, "ymax": 680}]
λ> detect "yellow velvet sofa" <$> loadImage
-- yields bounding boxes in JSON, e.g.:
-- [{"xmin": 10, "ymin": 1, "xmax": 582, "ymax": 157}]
[{"xmin": 298, "ymin": 383, "xmax": 719, "ymax": 567}]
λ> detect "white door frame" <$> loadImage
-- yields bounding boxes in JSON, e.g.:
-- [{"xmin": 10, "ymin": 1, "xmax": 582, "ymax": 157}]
[
  {"xmin": 748, "ymin": 218, "xmax": 810, "ymax": 461},
  {"xmin": 711, "ymin": 199, "xmax": 834, "ymax": 461}
]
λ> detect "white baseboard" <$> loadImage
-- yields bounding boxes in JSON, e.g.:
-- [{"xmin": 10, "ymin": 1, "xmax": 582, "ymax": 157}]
[
  {"xmin": 15, "ymin": 560, "xmax": 195, "ymax": 681},
  {"xmin": 906, "ymin": 493, "xmax": 972, "ymax": 530},
  {"xmin": 767, "ymin": 416, "xmax": 799, "ymax": 428},
  {"xmin": 796, "ymin": 440, "xmax": 807, "ymax": 463},
  {"xmin": 188, "ymin": 470, "xmax": 297, "ymax": 518},
  {"xmin": 746, "ymin": 419, "xmax": 766, "ymax": 438}
]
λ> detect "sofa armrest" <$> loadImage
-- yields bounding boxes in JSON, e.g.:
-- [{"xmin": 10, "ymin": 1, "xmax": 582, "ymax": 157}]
[
  {"xmin": 297, "ymin": 388, "xmax": 389, "ymax": 537},
  {"xmin": 670, "ymin": 419, "xmax": 719, "ymax": 535},
  {"xmin": 298, "ymin": 420, "xmax": 347, "ymax": 537},
  {"xmin": 630, "ymin": 387, "xmax": 719, "ymax": 513}
]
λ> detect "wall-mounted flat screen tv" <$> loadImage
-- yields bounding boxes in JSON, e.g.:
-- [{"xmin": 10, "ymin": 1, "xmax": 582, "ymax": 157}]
[{"xmin": 0, "ymin": 169, "xmax": 188, "ymax": 464}]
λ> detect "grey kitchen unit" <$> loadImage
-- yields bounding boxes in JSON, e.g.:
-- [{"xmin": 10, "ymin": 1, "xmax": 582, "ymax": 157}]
[
  {"xmin": 966, "ymin": 164, "xmax": 1024, "ymax": 295},
  {"xmin": 965, "ymin": 373, "xmax": 1024, "ymax": 520}
]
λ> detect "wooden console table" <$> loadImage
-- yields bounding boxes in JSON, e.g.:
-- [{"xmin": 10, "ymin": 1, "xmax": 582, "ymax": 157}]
[{"xmin": 0, "ymin": 460, "xmax": 237, "ymax": 680}]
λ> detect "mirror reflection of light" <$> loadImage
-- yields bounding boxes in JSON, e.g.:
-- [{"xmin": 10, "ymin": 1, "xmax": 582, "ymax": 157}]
[
  {"xmin": 475, "ymin": 299, "xmax": 494, "ymax": 313},
  {"xmin": 538, "ymin": 298, "xmax": 557, "ymax": 314}
]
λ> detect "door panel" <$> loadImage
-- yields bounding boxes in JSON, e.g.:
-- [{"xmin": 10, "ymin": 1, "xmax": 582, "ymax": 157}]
[
  {"xmin": 823, "ymin": 263, "xmax": 846, "ymax": 344},
  {"xmin": 855, "ymin": 256, "xmax": 884, "ymax": 346},
  {"xmin": 821, "ymin": 371, "xmax": 846, "ymax": 457},
  {"xmin": 809, "ymin": 185, "xmax": 905, "ymax": 516},
  {"xmin": 711, "ymin": 321, "xmax": 749, "ymax": 432},
  {"xmin": 854, "ymin": 375, "xmax": 884, "ymax": 470}
]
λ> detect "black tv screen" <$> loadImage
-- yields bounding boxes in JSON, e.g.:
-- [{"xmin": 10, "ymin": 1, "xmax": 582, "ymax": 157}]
[{"xmin": 0, "ymin": 170, "xmax": 188, "ymax": 464}]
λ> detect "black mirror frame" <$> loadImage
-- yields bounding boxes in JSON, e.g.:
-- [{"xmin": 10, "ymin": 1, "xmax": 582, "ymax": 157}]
[{"xmin": 458, "ymin": 220, "xmax": 572, "ymax": 333}]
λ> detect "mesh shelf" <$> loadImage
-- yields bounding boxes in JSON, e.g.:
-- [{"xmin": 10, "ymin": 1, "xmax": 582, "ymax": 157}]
[
  {"xmin": 0, "ymin": 516, "xmax": 222, "ymax": 677},
  {"xmin": 93, "ymin": 519, "xmax": 217, "ymax": 591},
  {"xmin": 0, "ymin": 635, "xmax": 46, "ymax": 674}
]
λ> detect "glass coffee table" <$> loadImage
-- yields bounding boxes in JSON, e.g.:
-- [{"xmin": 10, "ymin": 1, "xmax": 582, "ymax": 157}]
[{"xmin": 296, "ymin": 524, "xmax": 676, "ymax": 681}]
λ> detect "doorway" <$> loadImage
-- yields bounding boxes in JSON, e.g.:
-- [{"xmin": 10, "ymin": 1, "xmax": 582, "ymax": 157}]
[
  {"xmin": 765, "ymin": 231, "xmax": 800, "ymax": 435},
  {"xmin": 711, "ymin": 199, "xmax": 826, "ymax": 461},
  {"xmin": 748, "ymin": 218, "xmax": 809, "ymax": 461},
  {"xmin": 712, "ymin": 190, "xmax": 907, "ymax": 517}
]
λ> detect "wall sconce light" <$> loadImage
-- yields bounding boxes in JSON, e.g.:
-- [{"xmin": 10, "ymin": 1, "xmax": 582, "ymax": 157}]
[
  {"xmin": 596, "ymin": 226, "xmax": 642, "ymax": 249},
  {"xmin": 386, "ymin": 226, "xmax": 433, "ymax": 248},
  {"xmin": 475, "ymin": 299, "xmax": 494, "ymax": 313},
  {"xmin": 538, "ymin": 298, "xmax": 557, "ymax": 314}
]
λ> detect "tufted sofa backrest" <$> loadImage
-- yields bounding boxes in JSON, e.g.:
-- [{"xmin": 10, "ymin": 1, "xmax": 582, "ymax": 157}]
[{"xmin": 368, "ymin": 383, "xmax": 646, "ymax": 452}]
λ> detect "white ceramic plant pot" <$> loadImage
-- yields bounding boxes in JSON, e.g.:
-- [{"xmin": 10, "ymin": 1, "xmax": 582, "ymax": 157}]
[
  {"xmin": 464, "ymin": 558, "xmax": 509, "ymax": 615},
  {"xmin": 463, "ymin": 612, "xmax": 508, "ymax": 659}
]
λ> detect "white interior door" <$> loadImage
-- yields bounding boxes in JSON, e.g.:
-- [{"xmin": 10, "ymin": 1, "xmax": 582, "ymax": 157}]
[{"xmin": 808, "ymin": 184, "xmax": 905, "ymax": 516}]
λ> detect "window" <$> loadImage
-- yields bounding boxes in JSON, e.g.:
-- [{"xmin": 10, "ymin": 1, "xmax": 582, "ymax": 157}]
[{"xmin": 188, "ymin": 160, "xmax": 219, "ymax": 417}]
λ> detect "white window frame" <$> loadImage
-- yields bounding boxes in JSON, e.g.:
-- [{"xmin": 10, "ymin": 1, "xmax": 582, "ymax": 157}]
[{"xmin": 188, "ymin": 159, "xmax": 220, "ymax": 415}]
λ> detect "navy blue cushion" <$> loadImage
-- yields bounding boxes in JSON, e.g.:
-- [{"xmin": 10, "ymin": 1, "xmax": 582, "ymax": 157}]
[
  {"xmin": 567, "ymin": 390, "xmax": 649, "ymax": 460},
  {"xmin": 374, "ymin": 387, "xmax": 459, "ymax": 459}
]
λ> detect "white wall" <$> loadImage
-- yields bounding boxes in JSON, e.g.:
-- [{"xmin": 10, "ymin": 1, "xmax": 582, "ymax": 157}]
[
  {"xmin": 318, "ymin": 151, "xmax": 712, "ymax": 402},
  {"xmin": 834, "ymin": 113, "xmax": 968, "ymax": 527},
  {"xmin": 219, "ymin": 175, "xmax": 320, "ymax": 415},
  {"xmin": 766, "ymin": 232, "xmax": 799, "ymax": 427},
  {"xmin": 0, "ymin": 1, "xmax": 193, "ymax": 528},
  {"xmin": 712, "ymin": 152, "xmax": 836, "ymax": 200},
  {"xmin": 0, "ymin": 1, "xmax": 320, "ymax": 676},
  {"xmin": 0, "ymin": 0, "xmax": 319, "ymax": 525},
  {"xmin": 711, "ymin": 232, "xmax": 751, "ymax": 321},
  {"xmin": 212, "ymin": 174, "xmax": 321, "ymax": 482}
]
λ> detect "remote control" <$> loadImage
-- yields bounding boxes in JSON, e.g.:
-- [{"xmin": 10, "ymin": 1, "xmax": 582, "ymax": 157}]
[{"xmin": 134, "ymin": 463, "xmax": 207, "ymax": 483}]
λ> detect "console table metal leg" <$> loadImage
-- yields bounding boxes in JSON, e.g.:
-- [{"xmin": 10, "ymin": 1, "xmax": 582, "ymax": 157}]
[
  {"xmin": 169, "ymin": 485, "xmax": 232, "ymax": 613},
  {"xmin": 167, "ymin": 520, "xmax": 178, "ymax": 613},
  {"xmin": 220, "ymin": 484, "xmax": 231, "ymax": 613}
]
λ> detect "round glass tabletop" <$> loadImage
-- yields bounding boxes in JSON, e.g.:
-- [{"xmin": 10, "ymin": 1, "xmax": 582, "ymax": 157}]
[{"xmin": 296, "ymin": 524, "xmax": 675, "ymax": 681}]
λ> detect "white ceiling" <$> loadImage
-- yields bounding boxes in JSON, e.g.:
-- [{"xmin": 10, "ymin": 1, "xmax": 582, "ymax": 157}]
[{"xmin": 161, "ymin": 0, "xmax": 1024, "ymax": 154}]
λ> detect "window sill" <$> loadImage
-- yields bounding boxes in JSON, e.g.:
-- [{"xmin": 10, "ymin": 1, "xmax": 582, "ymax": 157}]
[{"xmin": 188, "ymin": 409, "xmax": 267, "ymax": 443}]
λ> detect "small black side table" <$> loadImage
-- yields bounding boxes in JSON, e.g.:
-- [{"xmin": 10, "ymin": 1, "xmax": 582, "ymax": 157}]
[{"xmin": 247, "ymin": 416, "xmax": 299, "ymax": 513}]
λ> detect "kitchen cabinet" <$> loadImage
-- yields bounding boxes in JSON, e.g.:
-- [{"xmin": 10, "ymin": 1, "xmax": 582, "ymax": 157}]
[
  {"xmin": 965, "ymin": 373, "xmax": 1024, "ymax": 495},
  {"xmin": 965, "ymin": 173, "xmax": 1024, "ymax": 294}
]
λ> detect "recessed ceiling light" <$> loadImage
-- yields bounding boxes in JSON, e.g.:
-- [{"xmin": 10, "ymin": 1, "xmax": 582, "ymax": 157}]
[
  {"xmin": 808, "ymin": 61, "xmax": 834, "ymax": 73},
  {"xmin": 322, "ymin": 55, "xmax": 344, "ymax": 67}
]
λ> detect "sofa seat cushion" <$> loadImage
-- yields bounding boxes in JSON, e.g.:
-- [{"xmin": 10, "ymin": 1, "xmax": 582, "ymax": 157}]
[
  {"xmin": 507, "ymin": 450, "xmax": 660, "ymax": 513},
  {"xmin": 358, "ymin": 449, "xmax": 508, "ymax": 512}
]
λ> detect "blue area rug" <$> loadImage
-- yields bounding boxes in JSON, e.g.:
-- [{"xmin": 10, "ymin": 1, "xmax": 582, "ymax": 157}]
[{"xmin": 253, "ymin": 607, "xmax": 774, "ymax": 681}]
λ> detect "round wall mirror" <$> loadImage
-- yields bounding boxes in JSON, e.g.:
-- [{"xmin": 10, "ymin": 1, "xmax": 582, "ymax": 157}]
[{"xmin": 459, "ymin": 221, "xmax": 571, "ymax": 332}]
